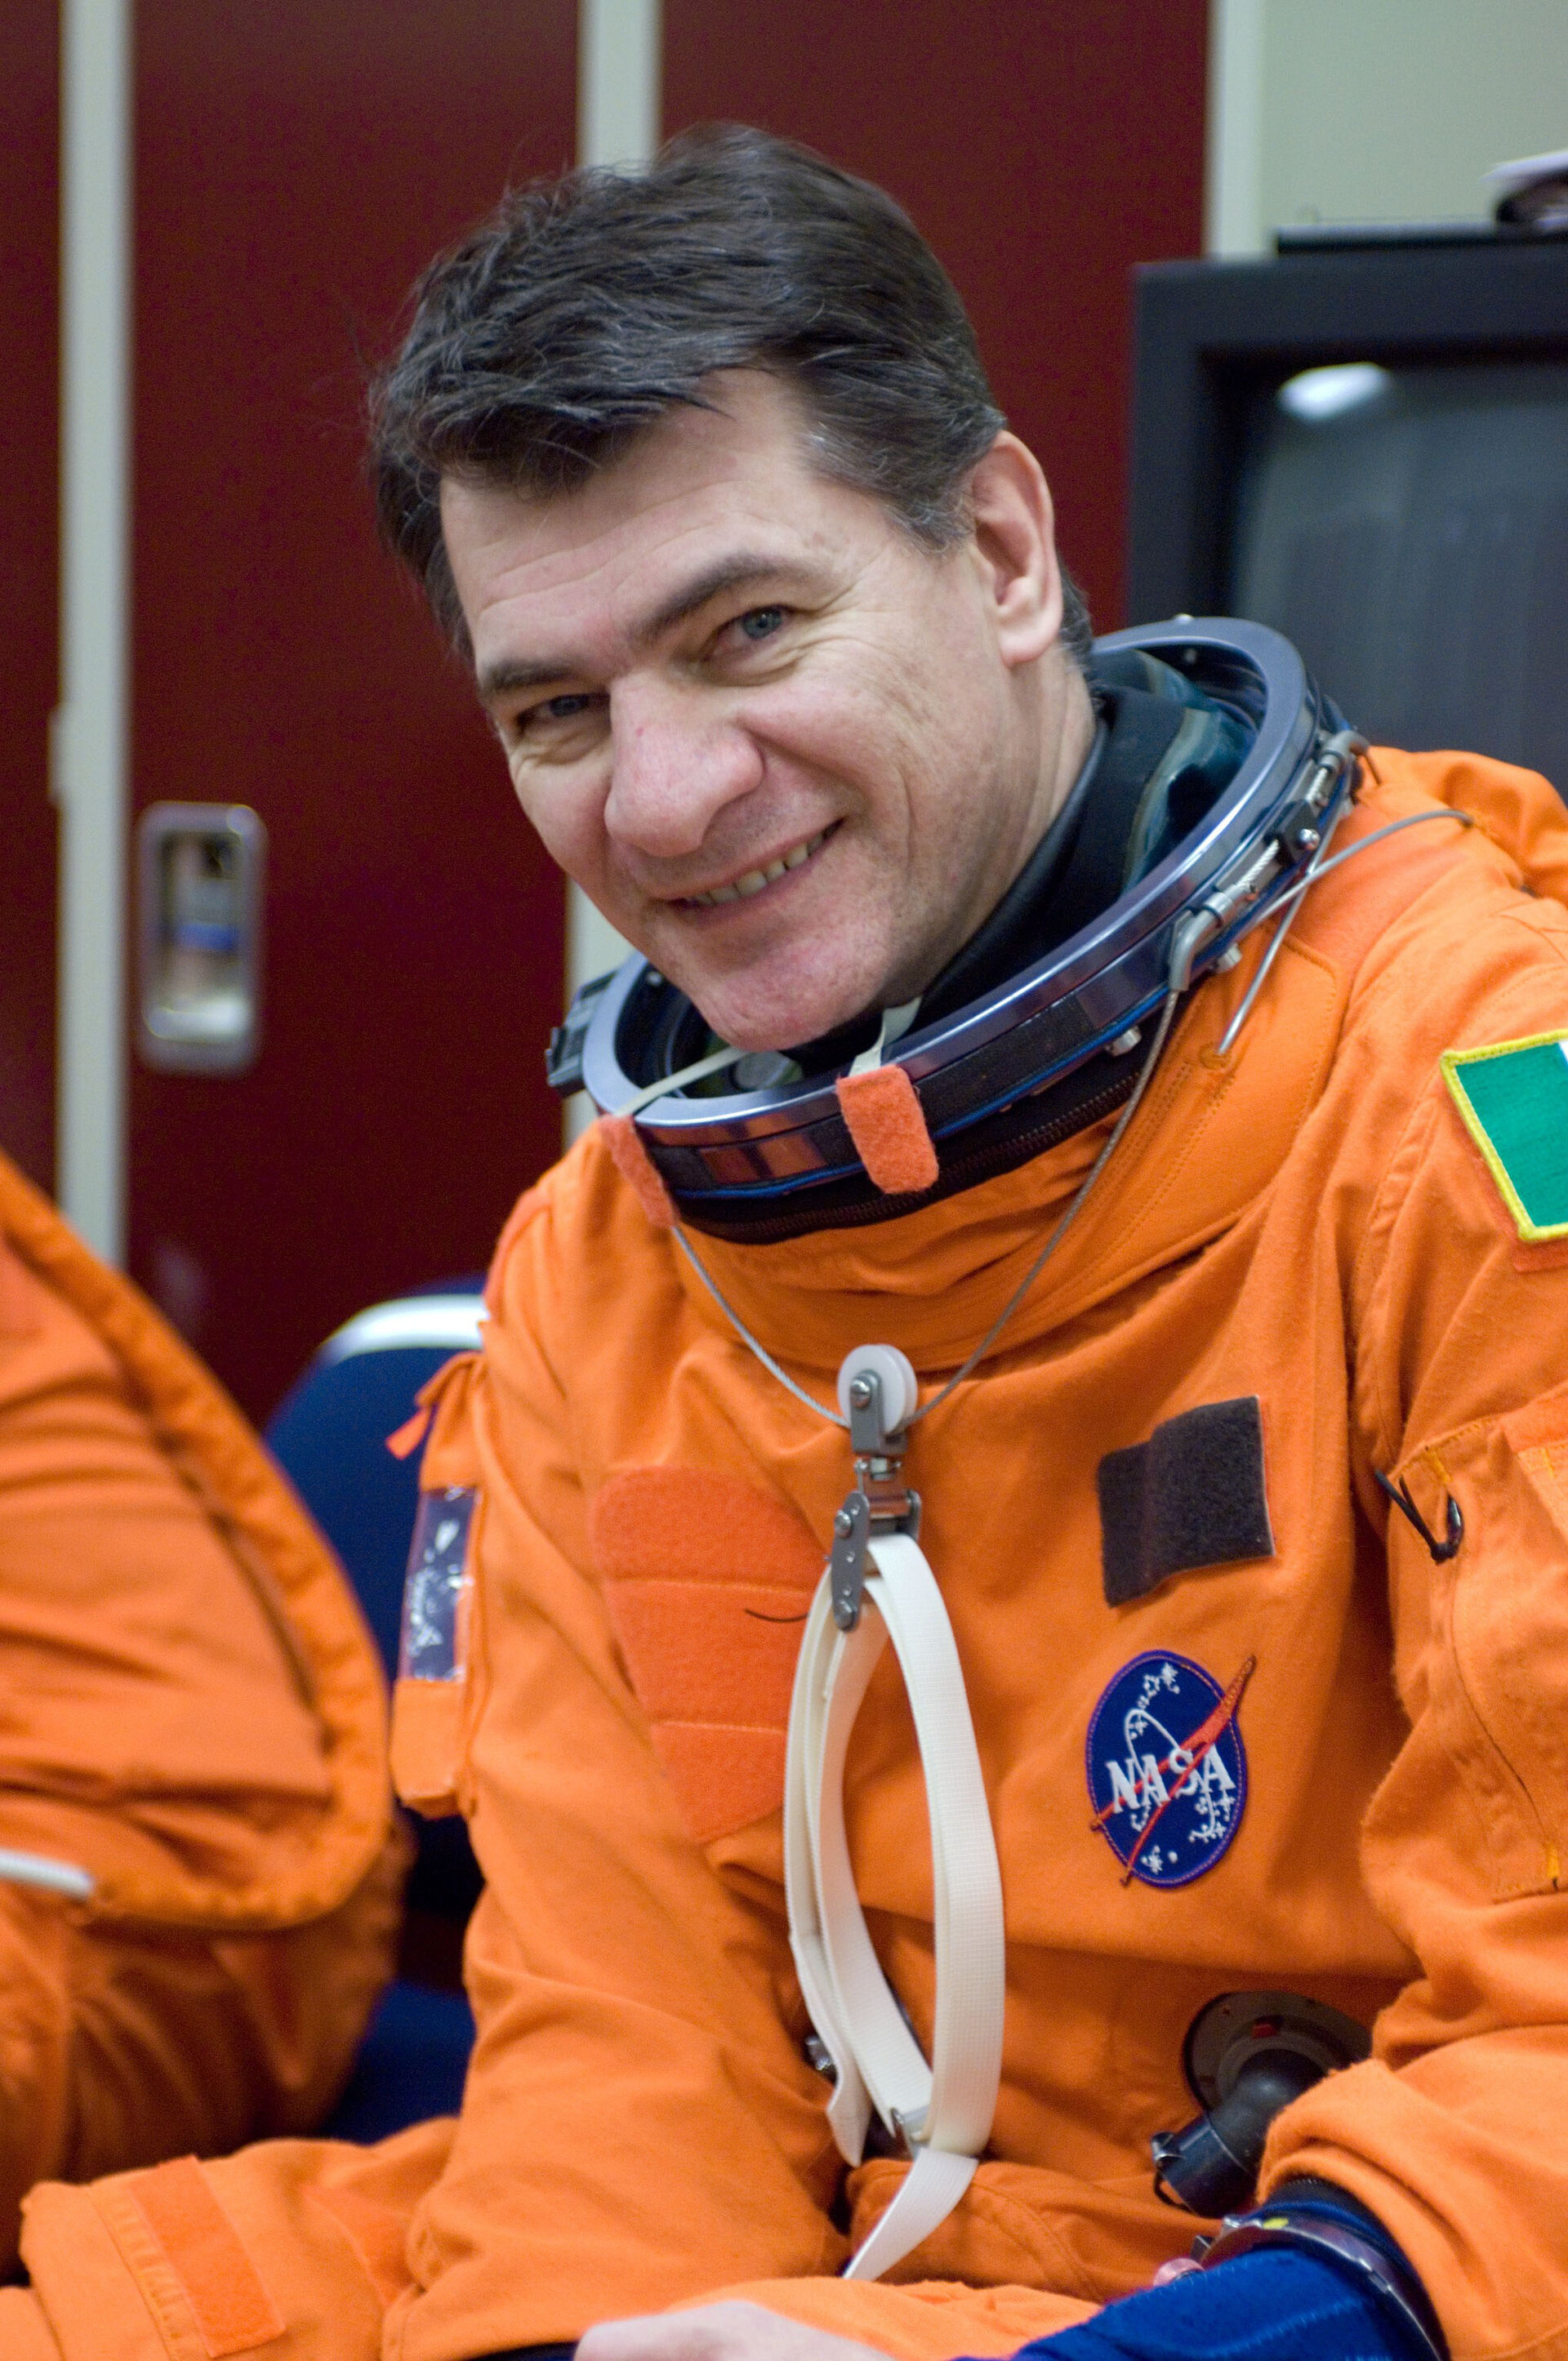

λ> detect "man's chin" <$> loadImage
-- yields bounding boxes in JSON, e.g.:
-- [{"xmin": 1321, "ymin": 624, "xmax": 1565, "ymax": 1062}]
[
  {"xmin": 649, "ymin": 938, "xmax": 881, "ymax": 1054},
  {"xmin": 683, "ymin": 978, "xmax": 879, "ymax": 1056}
]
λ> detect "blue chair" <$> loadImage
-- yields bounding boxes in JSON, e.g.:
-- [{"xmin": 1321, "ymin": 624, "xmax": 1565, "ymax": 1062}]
[{"xmin": 266, "ymin": 1284, "xmax": 486, "ymax": 2140}]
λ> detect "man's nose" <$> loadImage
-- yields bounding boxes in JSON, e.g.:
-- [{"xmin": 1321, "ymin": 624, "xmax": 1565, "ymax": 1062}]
[{"xmin": 604, "ymin": 675, "xmax": 762, "ymax": 858}]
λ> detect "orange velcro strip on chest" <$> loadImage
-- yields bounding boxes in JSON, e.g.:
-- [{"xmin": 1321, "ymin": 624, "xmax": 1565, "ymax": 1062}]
[
  {"xmin": 835, "ymin": 1063, "xmax": 938, "ymax": 1195},
  {"xmin": 599, "ymin": 1113, "xmax": 678, "ymax": 1228},
  {"xmin": 127, "ymin": 2157, "xmax": 286, "ymax": 2357},
  {"xmin": 591, "ymin": 1466, "xmax": 823, "ymax": 1842}
]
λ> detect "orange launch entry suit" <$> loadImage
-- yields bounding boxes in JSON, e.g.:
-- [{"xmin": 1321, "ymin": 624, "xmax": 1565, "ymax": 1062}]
[
  {"xmin": 0, "ymin": 1153, "xmax": 400, "ymax": 2269},
  {"xmin": 6, "ymin": 746, "xmax": 1568, "ymax": 2361}
]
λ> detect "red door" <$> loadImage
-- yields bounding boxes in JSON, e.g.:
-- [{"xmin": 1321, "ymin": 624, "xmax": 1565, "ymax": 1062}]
[
  {"xmin": 128, "ymin": 0, "xmax": 577, "ymax": 1419},
  {"xmin": 663, "ymin": 0, "xmax": 1209, "ymax": 630}
]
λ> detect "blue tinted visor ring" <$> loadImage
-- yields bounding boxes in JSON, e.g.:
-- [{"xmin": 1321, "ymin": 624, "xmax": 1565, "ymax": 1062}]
[{"xmin": 564, "ymin": 620, "xmax": 1352, "ymax": 1239}]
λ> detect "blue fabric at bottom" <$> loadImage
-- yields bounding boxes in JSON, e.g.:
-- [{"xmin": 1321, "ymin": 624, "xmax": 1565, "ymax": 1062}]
[
  {"xmin": 1010, "ymin": 2248, "xmax": 1420, "ymax": 2361},
  {"xmin": 323, "ymin": 1977, "xmax": 475, "ymax": 2143}
]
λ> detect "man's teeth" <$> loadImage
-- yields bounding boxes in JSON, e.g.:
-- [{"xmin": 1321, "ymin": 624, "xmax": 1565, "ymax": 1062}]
[{"xmin": 688, "ymin": 829, "xmax": 827, "ymax": 907}]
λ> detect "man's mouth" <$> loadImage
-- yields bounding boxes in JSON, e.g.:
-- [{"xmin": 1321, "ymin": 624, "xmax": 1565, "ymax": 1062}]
[{"xmin": 679, "ymin": 826, "xmax": 833, "ymax": 908}]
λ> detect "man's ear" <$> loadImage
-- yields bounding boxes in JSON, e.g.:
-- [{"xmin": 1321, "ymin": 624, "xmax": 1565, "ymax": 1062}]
[{"xmin": 966, "ymin": 432, "xmax": 1064, "ymax": 670}]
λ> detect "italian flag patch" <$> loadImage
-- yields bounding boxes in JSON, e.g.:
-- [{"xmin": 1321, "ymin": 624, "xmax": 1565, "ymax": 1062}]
[{"xmin": 1442, "ymin": 1030, "xmax": 1568, "ymax": 1242}]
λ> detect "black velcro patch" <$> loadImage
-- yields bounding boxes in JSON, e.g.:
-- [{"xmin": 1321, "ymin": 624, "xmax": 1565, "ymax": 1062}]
[{"xmin": 1098, "ymin": 1397, "xmax": 1274, "ymax": 1607}]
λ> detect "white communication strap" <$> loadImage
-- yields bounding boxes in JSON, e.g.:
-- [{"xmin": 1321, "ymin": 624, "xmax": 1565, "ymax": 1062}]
[{"xmin": 784, "ymin": 1529, "xmax": 1005, "ymax": 2281}]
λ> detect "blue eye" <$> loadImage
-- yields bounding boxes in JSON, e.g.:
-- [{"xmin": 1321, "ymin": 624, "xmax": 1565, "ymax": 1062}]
[
  {"xmin": 738, "ymin": 606, "xmax": 786, "ymax": 641},
  {"xmin": 514, "ymin": 692, "xmax": 604, "ymax": 737},
  {"xmin": 509, "ymin": 689, "xmax": 607, "ymax": 746}
]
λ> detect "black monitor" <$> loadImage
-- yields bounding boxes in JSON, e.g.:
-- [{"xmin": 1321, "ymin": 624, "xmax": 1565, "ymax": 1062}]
[{"xmin": 1126, "ymin": 234, "xmax": 1568, "ymax": 790}]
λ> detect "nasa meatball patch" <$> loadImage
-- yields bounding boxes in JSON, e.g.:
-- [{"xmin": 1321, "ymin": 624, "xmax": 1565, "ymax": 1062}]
[{"xmin": 1086, "ymin": 1650, "xmax": 1254, "ymax": 1887}]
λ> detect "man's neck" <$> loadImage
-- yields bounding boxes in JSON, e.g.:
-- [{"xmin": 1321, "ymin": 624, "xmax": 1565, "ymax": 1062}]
[{"xmin": 1014, "ymin": 658, "xmax": 1099, "ymax": 902}]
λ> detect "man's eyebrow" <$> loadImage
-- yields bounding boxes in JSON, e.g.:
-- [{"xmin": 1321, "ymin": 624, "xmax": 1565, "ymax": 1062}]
[
  {"xmin": 476, "ymin": 655, "xmax": 577, "ymax": 702},
  {"xmin": 474, "ymin": 552, "xmax": 813, "ymax": 706},
  {"xmin": 635, "ymin": 551, "xmax": 809, "ymax": 643}
]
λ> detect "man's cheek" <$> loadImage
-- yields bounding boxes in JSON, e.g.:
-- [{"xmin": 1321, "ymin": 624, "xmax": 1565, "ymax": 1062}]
[{"xmin": 511, "ymin": 771, "xmax": 594, "ymax": 878}]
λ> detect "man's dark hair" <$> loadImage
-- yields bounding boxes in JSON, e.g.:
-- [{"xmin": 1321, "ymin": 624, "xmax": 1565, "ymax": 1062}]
[{"xmin": 371, "ymin": 123, "xmax": 1094, "ymax": 670}]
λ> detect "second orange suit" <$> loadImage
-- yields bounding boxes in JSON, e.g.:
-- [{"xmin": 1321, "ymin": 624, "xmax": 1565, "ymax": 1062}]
[{"xmin": 0, "ymin": 1154, "xmax": 401, "ymax": 2267}]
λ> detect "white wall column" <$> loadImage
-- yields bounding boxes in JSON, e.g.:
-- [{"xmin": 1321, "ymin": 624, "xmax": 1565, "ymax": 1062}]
[
  {"xmin": 55, "ymin": 0, "xmax": 131, "ymax": 1258},
  {"xmin": 579, "ymin": 0, "xmax": 661, "ymax": 185},
  {"xmin": 1205, "ymin": 0, "xmax": 1266, "ymax": 257},
  {"xmin": 569, "ymin": 0, "xmax": 662, "ymax": 1011}
]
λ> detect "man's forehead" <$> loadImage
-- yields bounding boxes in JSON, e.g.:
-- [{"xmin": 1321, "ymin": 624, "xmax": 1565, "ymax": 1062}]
[
  {"xmin": 442, "ymin": 459, "xmax": 800, "ymax": 611},
  {"xmin": 441, "ymin": 373, "xmax": 817, "ymax": 592}
]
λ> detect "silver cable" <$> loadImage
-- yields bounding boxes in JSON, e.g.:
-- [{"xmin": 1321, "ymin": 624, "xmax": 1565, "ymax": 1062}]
[
  {"xmin": 906, "ymin": 981, "xmax": 1183, "ymax": 1425},
  {"xmin": 1215, "ymin": 808, "xmax": 1474, "ymax": 1060},
  {"xmin": 1213, "ymin": 819, "xmax": 1341, "ymax": 1061},
  {"xmin": 672, "ymin": 982, "xmax": 1183, "ymax": 1432},
  {"xmin": 671, "ymin": 1223, "xmax": 852, "ymax": 1428},
  {"xmin": 668, "ymin": 802, "xmax": 1477, "ymax": 1434},
  {"xmin": 1269, "ymin": 805, "xmax": 1472, "ymax": 902}
]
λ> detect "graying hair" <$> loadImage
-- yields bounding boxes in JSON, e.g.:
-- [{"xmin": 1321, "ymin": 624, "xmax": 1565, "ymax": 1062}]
[{"xmin": 370, "ymin": 123, "xmax": 1094, "ymax": 670}]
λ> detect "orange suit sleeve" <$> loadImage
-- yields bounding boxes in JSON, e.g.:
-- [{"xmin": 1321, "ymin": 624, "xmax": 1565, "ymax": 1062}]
[
  {"xmin": 1261, "ymin": 901, "xmax": 1568, "ymax": 2359},
  {"xmin": 0, "ymin": 1214, "xmax": 400, "ymax": 2265}
]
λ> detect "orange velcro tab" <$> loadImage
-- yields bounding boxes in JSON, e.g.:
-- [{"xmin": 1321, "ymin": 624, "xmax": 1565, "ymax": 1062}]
[
  {"xmin": 390, "ymin": 1677, "xmax": 465, "ymax": 1818},
  {"xmin": 599, "ymin": 1112, "xmax": 678, "ymax": 1228},
  {"xmin": 835, "ymin": 1063, "xmax": 938, "ymax": 1195},
  {"xmin": 127, "ymin": 2156, "xmax": 286, "ymax": 2358}
]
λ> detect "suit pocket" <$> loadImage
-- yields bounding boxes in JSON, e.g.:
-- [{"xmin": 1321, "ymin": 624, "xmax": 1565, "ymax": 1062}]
[{"xmin": 1391, "ymin": 1401, "xmax": 1568, "ymax": 1899}]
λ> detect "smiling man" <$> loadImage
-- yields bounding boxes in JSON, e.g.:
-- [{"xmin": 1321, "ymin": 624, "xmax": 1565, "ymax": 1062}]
[{"xmin": 9, "ymin": 122, "xmax": 1568, "ymax": 2361}]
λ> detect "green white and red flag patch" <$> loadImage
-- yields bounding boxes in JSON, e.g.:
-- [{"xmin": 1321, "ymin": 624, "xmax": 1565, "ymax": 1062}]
[{"xmin": 1442, "ymin": 1029, "xmax": 1568, "ymax": 1243}]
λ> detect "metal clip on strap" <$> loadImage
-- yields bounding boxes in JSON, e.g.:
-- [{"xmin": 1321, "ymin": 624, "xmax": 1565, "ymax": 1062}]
[{"xmin": 828, "ymin": 1351, "xmax": 923, "ymax": 1631}]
